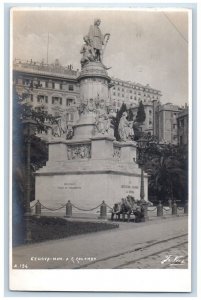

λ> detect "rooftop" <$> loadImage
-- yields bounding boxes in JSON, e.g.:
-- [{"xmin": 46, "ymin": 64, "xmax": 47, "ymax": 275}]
[{"xmin": 13, "ymin": 58, "xmax": 79, "ymax": 79}]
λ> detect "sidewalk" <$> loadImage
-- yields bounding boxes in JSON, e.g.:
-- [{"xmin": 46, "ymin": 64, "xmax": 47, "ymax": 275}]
[{"xmin": 12, "ymin": 216, "xmax": 188, "ymax": 269}]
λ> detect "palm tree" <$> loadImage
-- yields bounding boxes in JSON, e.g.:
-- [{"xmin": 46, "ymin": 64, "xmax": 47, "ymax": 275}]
[{"xmin": 145, "ymin": 155, "xmax": 187, "ymax": 203}]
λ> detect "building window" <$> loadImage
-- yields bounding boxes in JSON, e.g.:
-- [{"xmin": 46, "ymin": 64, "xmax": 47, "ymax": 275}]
[
  {"xmin": 30, "ymin": 94, "xmax": 33, "ymax": 102},
  {"xmin": 45, "ymin": 81, "xmax": 48, "ymax": 88},
  {"xmin": 45, "ymin": 96, "xmax": 48, "ymax": 103},
  {"xmin": 149, "ymin": 110, "xmax": 152, "ymax": 115},
  {"xmin": 66, "ymin": 98, "xmax": 74, "ymax": 106},
  {"xmin": 122, "ymin": 88, "xmax": 124, "ymax": 92},
  {"xmin": 122, "ymin": 94, "xmax": 124, "ymax": 97},
  {"xmin": 113, "ymin": 92, "xmax": 116, "ymax": 96},
  {"xmin": 60, "ymin": 83, "xmax": 62, "ymax": 90},
  {"xmin": 23, "ymin": 79, "xmax": 30, "ymax": 86},
  {"xmin": 69, "ymin": 84, "xmax": 74, "ymax": 91},
  {"xmin": 52, "ymin": 96, "xmax": 62, "ymax": 105},
  {"xmin": 130, "ymin": 90, "xmax": 132, "ymax": 93},
  {"xmin": 37, "ymin": 95, "xmax": 44, "ymax": 103},
  {"xmin": 180, "ymin": 119, "xmax": 184, "ymax": 127},
  {"xmin": 173, "ymin": 124, "xmax": 177, "ymax": 129},
  {"xmin": 52, "ymin": 82, "xmax": 55, "ymax": 89},
  {"xmin": 149, "ymin": 121, "xmax": 152, "ymax": 125},
  {"xmin": 67, "ymin": 113, "xmax": 74, "ymax": 122}
]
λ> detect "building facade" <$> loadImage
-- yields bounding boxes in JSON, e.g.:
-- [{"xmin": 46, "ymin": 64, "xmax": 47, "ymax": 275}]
[
  {"xmin": 177, "ymin": 105, "xmax": 188, "ymax": 146},
  {"xmin": 110, "ymin": 78, "xmax": 162, "ymax": 113},
  {"xmin": 154, "ymin": 103, "xmax": 183, "ymax": 145},
  {"xmin": 13, "ymin": 59, "xmax": 80, "ymax": 127}
]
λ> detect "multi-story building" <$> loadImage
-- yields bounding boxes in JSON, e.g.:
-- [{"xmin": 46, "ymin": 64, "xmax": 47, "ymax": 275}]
[
  {"xmin": 13, "ymin": 58, "xmax": 80, "ymax": 127},
  {"xmin": 110, "ymin": 78, "xmax": 162, "ymax": 113},
  {"xmin": 177, "ymin": 105, "xmax": 188, "ymax": 146},
  {"xmin": 154, "ymin": 102, "xmax": 182, "ymax": 145}
]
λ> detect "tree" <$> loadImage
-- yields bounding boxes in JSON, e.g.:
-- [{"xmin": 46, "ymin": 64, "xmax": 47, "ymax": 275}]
[
  {"xmin": 12, "ymin": 87, "xmax": 57, "ymax": 222},
  {"xmin": 143, "ymin": 144, "xmax": 188, "ymax": 204},
  {"xmin": 135, "ymin": 100, "xmax": 146, "ymax": 123},
  {"xmin": 127, "ymin": 108, "xmax": 134, "ymax": 121}
]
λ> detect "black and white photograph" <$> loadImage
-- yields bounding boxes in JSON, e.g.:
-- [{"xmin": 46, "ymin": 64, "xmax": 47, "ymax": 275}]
[{"xmin": 10, "ymin": 7, "xmax": 192, "ymax": 292}]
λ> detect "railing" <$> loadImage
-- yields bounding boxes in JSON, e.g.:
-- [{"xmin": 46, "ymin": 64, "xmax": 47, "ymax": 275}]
[{"xmin": 31, "ymin": 200, "xmax": 188, "ymax": 221}]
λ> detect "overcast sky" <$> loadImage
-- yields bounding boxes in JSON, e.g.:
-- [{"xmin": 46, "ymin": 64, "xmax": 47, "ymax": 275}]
[{"xmin": 12, "ymin": 9, "xmax": 189, "ymax": 106}]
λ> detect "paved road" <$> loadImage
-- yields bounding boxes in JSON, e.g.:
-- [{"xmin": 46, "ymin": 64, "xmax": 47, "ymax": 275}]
[{"xmin": 12, "ymin": 216, "xmax": 188, "ymax": 269}]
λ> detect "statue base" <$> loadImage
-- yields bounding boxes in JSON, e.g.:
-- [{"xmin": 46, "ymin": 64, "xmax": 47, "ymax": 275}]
[{"xmin": 35, "ymin": 138, "xmax": 148, "ymax": 212}]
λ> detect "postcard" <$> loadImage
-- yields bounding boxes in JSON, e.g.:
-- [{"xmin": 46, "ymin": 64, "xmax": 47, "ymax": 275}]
[{"xmin": 9, "ymin": 6, "xmax": 192, "ymax": 292}]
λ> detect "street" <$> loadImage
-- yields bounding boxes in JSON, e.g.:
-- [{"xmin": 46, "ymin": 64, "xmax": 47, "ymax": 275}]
[{"xmin": 12, "ymin": 216, "xmax": 188, "ymax": 269}]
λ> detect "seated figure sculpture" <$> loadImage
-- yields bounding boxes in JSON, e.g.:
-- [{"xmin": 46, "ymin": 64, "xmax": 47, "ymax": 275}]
[
  {"xmin": 95, "ymin": 100, "xmax": 110, "ymax": 134},
  {"xmin": 118, "ymin": 112, "xmax": 134, "ymax": 142}
]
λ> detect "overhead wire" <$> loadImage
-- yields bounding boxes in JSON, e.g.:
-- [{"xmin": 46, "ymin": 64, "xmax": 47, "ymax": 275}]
[{"xmin": 162, "ymin": 12, "xmax": 188, "ymax": 44}]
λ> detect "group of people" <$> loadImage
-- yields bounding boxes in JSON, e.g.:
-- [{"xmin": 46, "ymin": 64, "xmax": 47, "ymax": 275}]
[{"xmin": 111, "ymin": 197, "xmax": 144, "ymax": 222}]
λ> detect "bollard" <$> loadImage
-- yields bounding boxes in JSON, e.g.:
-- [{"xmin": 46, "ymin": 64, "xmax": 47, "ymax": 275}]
[
  {"xmin": 157, "ymin": 201, "xmax": 163, "ymax": 217},
  {"xmin": 184, "ymin": 201, "xmax": 188, "ymax": 214},
  {"xmin": 168, "ymin": 199, "xmax": 172, "ymax": 208},
  {"xmin": 65, "ymin": 200, "xmax": 72, "ymax": 218},
  {"xmin": 172, "ymin": 201, "xmax": 177, "ymax": 215},
  {"xmin": 99, "ymin": 201, "xmax": 107, "ymax": 219},
  {"xmin": 35, "ymin": 200, "xmax": 41, "ymax": 218},
  {"xmin": 141, "ymin": 203, "xmax": 149, "ymax": 222}
]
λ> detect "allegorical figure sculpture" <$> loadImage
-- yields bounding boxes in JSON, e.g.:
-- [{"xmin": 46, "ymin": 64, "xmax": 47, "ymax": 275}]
[
  {"xmin": 118, "ymin": 112, "xmax": 134, "ymax": 142},
  {"xmin": 95, "ymin": 100, "xmax": 110, "ymax": 134},
  {"xmin": 80, "ymin": 35, "xmax": 95, "ymax": 68},
  {"xmin": 80, "ymin": 18, "xmax": 110, "ymax": 67}
]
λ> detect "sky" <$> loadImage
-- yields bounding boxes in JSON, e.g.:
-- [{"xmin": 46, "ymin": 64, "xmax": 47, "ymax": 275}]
[{"xmin": 12, "ymin": 8, "xmax": 189, "ymax": 106}]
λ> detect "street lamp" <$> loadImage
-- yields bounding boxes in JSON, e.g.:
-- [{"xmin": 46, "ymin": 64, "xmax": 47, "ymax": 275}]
[
  {"xmin": 136, "ymin": 137, "xmax": 148, "ymax": 202},
  {"xmin": 23, "ymin": 118, "xmax": 37, "ymax": 243}
]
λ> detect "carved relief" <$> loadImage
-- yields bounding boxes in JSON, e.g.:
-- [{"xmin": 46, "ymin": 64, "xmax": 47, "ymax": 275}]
[
  {"xmin": 67, "ymin": 144, "xmax": 91, "ymax": 160},
  {"xmin": 113, "ymin": 146, "xmax": 121, "ymax": 160}
]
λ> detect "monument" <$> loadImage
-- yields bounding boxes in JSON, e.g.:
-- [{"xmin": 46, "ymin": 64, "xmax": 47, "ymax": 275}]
[{"xmin": 35, "ymin": 19, "xmax": 148, "ymax": 210}]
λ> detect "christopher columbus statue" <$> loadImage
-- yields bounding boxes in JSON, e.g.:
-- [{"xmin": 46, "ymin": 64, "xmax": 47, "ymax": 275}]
[{"xmin": 87, "ymin": 18, "xmax": 110, "ymax": 63}]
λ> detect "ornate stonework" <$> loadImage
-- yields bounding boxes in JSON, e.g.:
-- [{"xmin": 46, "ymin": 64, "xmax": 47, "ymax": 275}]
[
  {"xmin": 67, "ymin": 144, "xmax": 91, "ymax": 160},
  {"xmin": 113, "ymin": 146, "xmax": 121, "ymax": 160}
]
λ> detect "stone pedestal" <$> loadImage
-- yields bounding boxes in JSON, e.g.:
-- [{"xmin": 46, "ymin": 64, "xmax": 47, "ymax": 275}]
[{"xmin": 35, "ymin": 137, "xmax": 148, "ymax": 210}]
